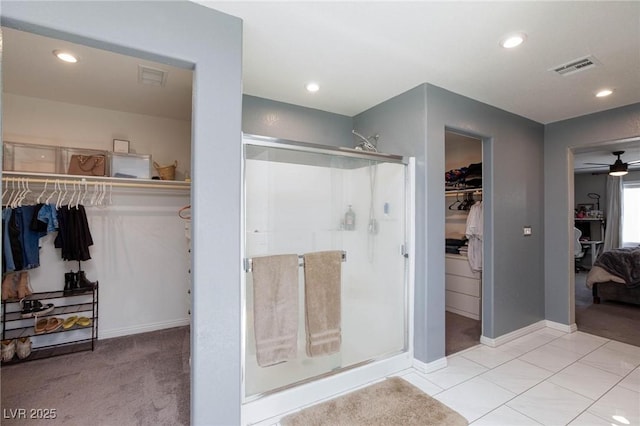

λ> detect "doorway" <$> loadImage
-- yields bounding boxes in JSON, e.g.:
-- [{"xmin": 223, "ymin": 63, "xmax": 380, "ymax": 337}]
[
  {"xmin": 1, "ymin": 24, "xmax": 193, "ymax": 421},
  {"xmin": 444, "ymin": 130, "xmax": 483, "ymax": 355},
  {"xmin": 572, "ymin": 143, "xmax": 640, "ymax": 347}
]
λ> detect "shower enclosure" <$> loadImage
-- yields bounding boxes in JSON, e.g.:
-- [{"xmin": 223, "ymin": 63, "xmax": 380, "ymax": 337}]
[{"xmin": 242, "ymin": 134, "xmax": 413, "ymax": 413}]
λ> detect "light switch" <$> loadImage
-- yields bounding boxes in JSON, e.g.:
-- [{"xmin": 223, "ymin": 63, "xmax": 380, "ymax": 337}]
[{"xmin": 523, "ymin": 226, "xmax": 532, "ymax": 236}]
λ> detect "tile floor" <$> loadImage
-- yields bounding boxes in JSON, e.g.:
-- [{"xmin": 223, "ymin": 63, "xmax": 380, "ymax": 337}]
[{"xmin": 398, "ymin": 328, "xmax": 640, "ymax": 425}]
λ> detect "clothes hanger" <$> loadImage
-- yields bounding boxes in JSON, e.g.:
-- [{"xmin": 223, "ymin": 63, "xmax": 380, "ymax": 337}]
[
  {"xmin": 448, "ymin": 192, "xmax": 461, "ymax": 210},
  {"xmin": 36, "ymin": 180, "xmax": 49, "ymax": 204},
  {"xmin": 178, "ymin": 204, "xmax": 191, "ymax": 219}
]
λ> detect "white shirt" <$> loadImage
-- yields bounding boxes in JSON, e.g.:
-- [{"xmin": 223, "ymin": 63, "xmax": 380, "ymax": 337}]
[{"xmin": 465, "ymin": 201, "xmax": 483, "ymax": 272}]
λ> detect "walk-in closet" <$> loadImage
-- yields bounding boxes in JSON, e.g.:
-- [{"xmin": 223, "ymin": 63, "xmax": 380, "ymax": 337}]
[
  {"xmin": 1, "ymin": 26, "xmax": 193, "ymax": 418},
  {"xmin": 444, "ymin": 130, "xmax": 482, "ymax": 355}
]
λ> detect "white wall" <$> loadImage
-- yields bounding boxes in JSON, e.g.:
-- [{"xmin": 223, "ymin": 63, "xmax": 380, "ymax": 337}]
[
  {"xmin": 3, "ymin": 93, "xmax": 192, "ymax": 180},
  {"xmin": 3, "ymin": 93, "xmax": 192, "ymax": 338},
  {"xmin": 26, "ymin": 189, "xmax": 190, "ymax": 342}
]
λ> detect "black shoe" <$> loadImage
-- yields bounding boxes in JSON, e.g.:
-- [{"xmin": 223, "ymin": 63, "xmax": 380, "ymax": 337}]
[
  {"xmin": 20, "ymin": 299, "xmax": 54, "ymax": 318},
  {"xmin": 75, "ymin": 271, "xmax": 96, "ymax": 293},
  {"xmin": 64, "ymin": 271, "xmax": 77, "ymax": 295}
]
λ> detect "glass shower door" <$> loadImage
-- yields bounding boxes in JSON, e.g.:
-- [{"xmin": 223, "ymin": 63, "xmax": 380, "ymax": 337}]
[{"xmin": 243, "ymin": 138, "xmax": 408, "ymax": 399}]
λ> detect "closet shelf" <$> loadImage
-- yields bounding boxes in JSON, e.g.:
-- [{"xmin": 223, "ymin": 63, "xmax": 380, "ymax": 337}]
[{"xmin": 2, "ymin": 171, "xmax": 190, "ymax": 191}]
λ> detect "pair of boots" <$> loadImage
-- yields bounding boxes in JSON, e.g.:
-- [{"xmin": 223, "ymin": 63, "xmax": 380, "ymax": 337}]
[
  {"xmin": 1, "ymin": 337, "xmax": 31, "ymax": 362},
  {"xmin": 1, "ymin": 271, "xmax": 32, "ymax": 301},
  {"xmin": 64, "ymin": 270, "xmax": 97, "ymax": 295}
]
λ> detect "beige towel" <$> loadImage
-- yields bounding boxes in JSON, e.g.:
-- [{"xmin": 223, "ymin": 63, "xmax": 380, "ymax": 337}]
[
  {"xmin": 303, "ymin": 250, "xmax": 342, "ymax": 357},
  {"xmin": 252, "ymin": 254, "xmax": 299, "ymax": 367}
]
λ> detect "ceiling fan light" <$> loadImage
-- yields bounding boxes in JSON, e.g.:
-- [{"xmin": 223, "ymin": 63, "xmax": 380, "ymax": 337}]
[{"xmin": 609, "ymin": 161, "xmax": 628, "ymax": 176}]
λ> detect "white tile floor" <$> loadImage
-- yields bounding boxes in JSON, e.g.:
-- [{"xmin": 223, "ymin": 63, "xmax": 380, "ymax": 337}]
[{"xmin": 398, "ymin": 329, "xmax": 640, "ymax": 425}]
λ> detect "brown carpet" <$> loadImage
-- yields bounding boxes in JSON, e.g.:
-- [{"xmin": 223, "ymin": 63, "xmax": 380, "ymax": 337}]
[
  {"xmin": 280, "ymin": 376, "xmax": 468, "ymax": 426},
  {"xmin": 575, "ymin": 272, "xmax": 640, "ymax": 347},
  {"xmin": 1, "ymin": 326, "xmax": 190, "ymax": 426},
  {"xmin": 446, "ymin": 311, "xmax": 481, "ymax": 355}
]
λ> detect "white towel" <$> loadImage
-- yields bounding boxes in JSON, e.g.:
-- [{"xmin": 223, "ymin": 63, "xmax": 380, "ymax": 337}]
[
  {"xmin": 303, "ymin": 250, "xmax": 342, "ymax": 357},
  {"xmin": 252, "ymin": 254, "xmax": 299, "ymax": 367}
]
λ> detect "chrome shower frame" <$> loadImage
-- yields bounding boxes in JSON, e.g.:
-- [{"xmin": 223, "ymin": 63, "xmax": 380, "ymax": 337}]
[{"xmin": 240, "ymin": 133, "xmax": 415, "ymax": 424}]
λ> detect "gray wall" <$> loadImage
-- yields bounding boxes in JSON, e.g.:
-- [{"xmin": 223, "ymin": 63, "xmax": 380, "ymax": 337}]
[
  {"xmin": 574, "ymin": 173, "xmax": 607, "ymax": 214},
  {"xmin": 242, "ymin": 95, "xmax": 353, "ymax": 147},
  {"xmin": 426, "ymin": 85, "xmax": 545, "ymax": 344},
  {"xmin": 1, "ymin": 1, "xmax": 243, "ymax": 424},
  {"xmin": 355, "ymin": 84, "xmax": 545, "ymax": 362},
  {"xmin": 545, "ymin": 103, "xmax": 640, "ymax": 325}
]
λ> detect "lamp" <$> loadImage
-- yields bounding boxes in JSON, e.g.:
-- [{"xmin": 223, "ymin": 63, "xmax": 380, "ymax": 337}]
[{"xmin": 609, "ymin": 159, "xmax": 628, "ymax": 176}]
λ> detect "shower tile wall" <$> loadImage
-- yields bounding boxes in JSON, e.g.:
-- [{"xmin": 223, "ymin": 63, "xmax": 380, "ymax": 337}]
[{"xmin": 244, "ymin": 155, "xmax": 407, "ymax": 397}]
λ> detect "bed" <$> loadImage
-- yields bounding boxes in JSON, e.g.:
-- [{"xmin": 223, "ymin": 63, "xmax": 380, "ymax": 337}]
[{"xmin": 586, "ymin": 247, "xmax": 640, "ymax": 305}]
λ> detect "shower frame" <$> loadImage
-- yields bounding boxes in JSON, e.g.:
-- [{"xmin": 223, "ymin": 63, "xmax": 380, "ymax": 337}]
[{"xmin": 240, "ymin": 133, "xmax": 415, "ymax": 424}]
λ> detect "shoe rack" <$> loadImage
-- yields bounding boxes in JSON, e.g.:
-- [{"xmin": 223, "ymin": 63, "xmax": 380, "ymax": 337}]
[{"xmin": 1, "ymin": 284, "xmax": 98, "ymax": 364}]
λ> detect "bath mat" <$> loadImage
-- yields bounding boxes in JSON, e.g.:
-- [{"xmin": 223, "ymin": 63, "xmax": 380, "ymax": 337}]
[{"xmin": 280, "ymin": 376, "xmax": 468, "ymax": 426}]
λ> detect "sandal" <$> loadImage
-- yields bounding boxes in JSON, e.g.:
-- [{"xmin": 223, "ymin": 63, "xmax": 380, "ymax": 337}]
[
  {"xmin": 63, "ymin": 316, "xmax": 79, "ymax": 329},
  {"xmin": 35, "ymin": 318, "xmax": 48, "ymax": 334},
  {"xmin": 44, "ymin": 317, "xmax": 63, "ymax": 333},
  {"xmin": 76, "ymin": 317, "xmax": 92, "ymax": 327}
]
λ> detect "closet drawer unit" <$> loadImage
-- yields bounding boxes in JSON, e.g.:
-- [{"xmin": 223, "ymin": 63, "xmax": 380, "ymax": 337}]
[
  {"xmin": 445, "ymin": 274, "xmax": 480, "ymax": 297},
  {"xmin": 446, "ymin": 290, "xmax": 480, "ymax": 320},
  {"xmin": 445, "ymin": 255, "xmax": 480, "ymax": 279}
]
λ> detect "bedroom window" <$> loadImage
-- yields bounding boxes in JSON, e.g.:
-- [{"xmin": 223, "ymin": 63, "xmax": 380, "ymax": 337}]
[{"xmin": 622, "ymin": 182, "xmax": 640, "ymax": 246}]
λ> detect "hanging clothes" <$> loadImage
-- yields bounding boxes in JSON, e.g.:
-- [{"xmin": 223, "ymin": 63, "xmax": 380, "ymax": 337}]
[
  {"xmin": 2, "ymin": 204, "xmax": 56, "ymax": 273},
  {"xmin": 54, "ymin": 205, "xmax": 93, "ymax": 261},
  {"xmin": 465, "ymin": 201, "xmax": 483, "ymax": 272}
]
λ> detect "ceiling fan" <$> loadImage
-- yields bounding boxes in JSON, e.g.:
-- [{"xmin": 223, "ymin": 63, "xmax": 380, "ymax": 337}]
[{"xmin": 584, "ymin": 150, "xmax": 640, "ymax": 176}]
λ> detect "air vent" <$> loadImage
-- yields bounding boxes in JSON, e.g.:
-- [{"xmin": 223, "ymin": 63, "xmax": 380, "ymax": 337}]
[
  {"xmin": 550, "ymin": 55, "xmax": 598, "ymax": 76},
  {"xmin": 138, "ymin": 65, "xmax": 168, "ymax": 87}
]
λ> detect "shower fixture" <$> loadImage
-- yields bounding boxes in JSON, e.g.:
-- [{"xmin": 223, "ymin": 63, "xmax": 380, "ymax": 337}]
[{"xmin": 352, "ymin": 130, "xmax": 379, "ymax": 152}]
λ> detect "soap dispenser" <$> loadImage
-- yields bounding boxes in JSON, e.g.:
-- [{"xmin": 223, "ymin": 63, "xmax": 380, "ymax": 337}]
[{"xmin": 344, "ymin": 205, "xmax": 355, "ymax": 231}]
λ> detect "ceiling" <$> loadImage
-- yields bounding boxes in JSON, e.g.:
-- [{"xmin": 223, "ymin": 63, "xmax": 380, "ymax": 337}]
[
  {"xmin": 2, "ymin": 27, "xmax": 193, "ymax": 121},
  {"xmin": 2, "ymin": 1, "xmax": 639, "ymax": 169}
]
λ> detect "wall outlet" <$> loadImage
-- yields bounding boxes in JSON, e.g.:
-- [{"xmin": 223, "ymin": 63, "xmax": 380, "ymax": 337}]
[{"xmin": 523, "ymin": 226, "xmax": 532, "ymax": 236}]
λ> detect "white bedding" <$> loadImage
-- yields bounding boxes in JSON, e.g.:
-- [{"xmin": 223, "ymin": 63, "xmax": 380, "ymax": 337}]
[{"xmin": 586, "ymin": 265, "xmax": 626, "ymax": 289}]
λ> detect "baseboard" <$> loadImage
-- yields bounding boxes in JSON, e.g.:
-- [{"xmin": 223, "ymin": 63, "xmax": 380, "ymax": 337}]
[
  {"xmin": 545, "ymin": 320, "xmax": 577, "ymax": 333},
  {"xmin": 480, "ymin": 320, "xmax": 546, "ymax": 347},
  {"xmin": 99, "ymin": 318, "xmax": 190, "ymax": 340},
  {"xmin": 412, "ymin": 356, "xmax": 447, "ymax": 373}
]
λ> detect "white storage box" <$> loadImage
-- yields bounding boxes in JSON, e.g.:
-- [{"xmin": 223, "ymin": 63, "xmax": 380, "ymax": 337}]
[
  {"xmin": 3, "ymin": 141, "xmax": 60, "ymax": 173},
  {"xmin": 109, "ymin": 152, "xmax": 152, "ymax": 179}
]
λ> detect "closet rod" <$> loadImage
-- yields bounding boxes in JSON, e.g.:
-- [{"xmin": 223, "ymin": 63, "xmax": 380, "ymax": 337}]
[
  {"xmin": 1, "ymin": 172, "xmax": 190, "ymax": 191},
  {"xmin": 244, "ymin": 251, "xmax": 347, "ymax": 273},
  {"xmin": 445, "ymin": 188, "xmax": 482, "ymax": 196}
]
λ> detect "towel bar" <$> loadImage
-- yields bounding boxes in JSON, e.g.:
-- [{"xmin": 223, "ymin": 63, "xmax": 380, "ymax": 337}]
[{"xmin": 243, "ymin": 251, "xmax": 346, "ymax": 273}]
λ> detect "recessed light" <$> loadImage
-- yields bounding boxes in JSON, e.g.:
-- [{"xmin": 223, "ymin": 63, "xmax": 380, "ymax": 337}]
[
  {"xmin": 305, "ymin": 82, "xmax": 320, "ymax": 93},
  {"xmin": 53, "ymin": 50, "xmax": 78, "ymax": 63},
  {"xmin": 595, "ymin": 89, "xmax": 613, "ymax": 98},
  {"xmin": 500, "ymin": 33, "xmax": 526, "ymax": 49}
]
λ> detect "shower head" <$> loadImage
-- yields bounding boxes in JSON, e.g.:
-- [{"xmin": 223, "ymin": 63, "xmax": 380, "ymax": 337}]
[{"xmin": 352, "ymin": 130, "xmax": 378, "ymax": 152}]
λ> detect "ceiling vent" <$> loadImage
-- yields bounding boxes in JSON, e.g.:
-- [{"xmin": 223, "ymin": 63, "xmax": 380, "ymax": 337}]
[
  {"xmin": 550, "ymin": 55, "xmax": 598, "ymax": 76},
  {"xmin": 138, "ymin": 65, "xmax": 168, "ymax": 87}
]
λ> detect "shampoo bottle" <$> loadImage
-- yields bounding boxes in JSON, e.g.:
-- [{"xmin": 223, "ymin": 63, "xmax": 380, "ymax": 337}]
[{"xmin": 345, "ymin": 205, "xmax": 355, "ymax": 231}]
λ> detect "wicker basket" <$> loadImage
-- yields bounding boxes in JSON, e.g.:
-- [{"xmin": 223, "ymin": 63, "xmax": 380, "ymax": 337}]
[{"xmin": 153, "ymin": 160, "xmax": 177, "ymax": 180}]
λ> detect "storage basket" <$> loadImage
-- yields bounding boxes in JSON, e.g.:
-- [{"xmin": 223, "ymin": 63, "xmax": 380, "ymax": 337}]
[{"xmin": 153, "ymin": 160, "xmax": 177, "ymax": 180}]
